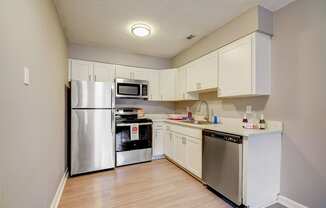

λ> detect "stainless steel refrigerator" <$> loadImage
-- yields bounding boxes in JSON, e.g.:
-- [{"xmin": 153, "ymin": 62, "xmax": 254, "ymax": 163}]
[{"xmin": 70, "ymin": 80, "xmax": 115, "ymax": 176}]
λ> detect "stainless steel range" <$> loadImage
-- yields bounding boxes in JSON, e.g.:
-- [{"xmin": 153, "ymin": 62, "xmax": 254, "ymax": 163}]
[{"xmin": 115, "ymin": 108, "xmax": 152, "ymax": 166}]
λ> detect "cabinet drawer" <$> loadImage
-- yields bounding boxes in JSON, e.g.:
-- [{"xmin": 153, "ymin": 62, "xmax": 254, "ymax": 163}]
[
  {"xmin": 168, "ymin": 124, "xmax": 202, "ymax": 139},
  {"xmin": 153, "ymin": 121, "xmax": 165, "ymax": 130}
]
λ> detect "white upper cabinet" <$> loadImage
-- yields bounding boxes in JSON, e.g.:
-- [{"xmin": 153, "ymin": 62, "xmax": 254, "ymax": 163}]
[
  {"xmin": 93, "ymin": 62, "xmax": 116, "ymax": 82},
  {"xmin": 176, "ymin": 65, "xmax": 199, "ymax": 101},
  {"xmin": 70, "ymin": 59, "xmax": 93, "ymax": 81},
  {"xmin": 147, "ymin": 70, "xmax": 160, "ymax": 101},
  {"xmin": 218, "ymin": 32, "xmax": 271, "ymax": 97},
  {"xmin": 70, "ymin": 59, "xmax": 115, "ymax": 82},
  {"xmin": 159, "ymin": 69, "xmax": 176, "ymax": 101},
  {"xmin": 187, "ymin": 50, "xmax": 218, "ymax": 92},
  {"xmin": 115, "ymin": 65, "xmax": 138, "ymax": 79}
]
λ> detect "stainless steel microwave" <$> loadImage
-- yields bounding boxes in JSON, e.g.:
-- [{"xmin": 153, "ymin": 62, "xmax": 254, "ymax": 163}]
[{"xmin": 115, "ymin": 78, "xmax": 149, "ymax": 99}]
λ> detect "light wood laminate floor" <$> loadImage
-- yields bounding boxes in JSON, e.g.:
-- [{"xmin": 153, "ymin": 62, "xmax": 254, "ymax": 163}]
[{"xmin": 59, "ymin": 159, "xmax": 231, "ymax": 208}]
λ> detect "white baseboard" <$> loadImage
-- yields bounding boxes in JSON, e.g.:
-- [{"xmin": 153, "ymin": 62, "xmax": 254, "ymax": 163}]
[
  {"xmin": 152, "ymin": 155, "xmax": 165, "ymax": 160},
  {"xmin": 50, "ymin": 169, "xmax": 68, "ymax": 208},
  {"xmin": 277, "ymin": 195, "xmax": 308, "ymax": 208},
  {"xmin": 257, "ymin": 196, "xmax": 279, "ymax": 208}
]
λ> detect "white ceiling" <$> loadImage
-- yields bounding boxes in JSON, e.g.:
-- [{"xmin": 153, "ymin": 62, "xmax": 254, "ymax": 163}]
[{"xmin": 54, "ymin": 0, "xmax": 294, "ymax": 58}]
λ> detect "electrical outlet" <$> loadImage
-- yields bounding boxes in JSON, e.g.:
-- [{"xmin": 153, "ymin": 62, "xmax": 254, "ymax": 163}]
[{"xmin": 246, "ymin": 105, "xmax": 252, "ymax": 114}]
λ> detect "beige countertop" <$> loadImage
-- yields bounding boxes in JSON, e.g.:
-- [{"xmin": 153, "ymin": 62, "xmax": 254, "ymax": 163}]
[
  {"xmin": 165, "ymin": 118, "xmax": 283, "ymax": 137},
  {"xmin": 144, "ymin": 114, "xmax": 283, "ymax": 137}
]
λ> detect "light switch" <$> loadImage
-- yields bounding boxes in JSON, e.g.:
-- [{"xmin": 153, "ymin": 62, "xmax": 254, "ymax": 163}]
[{"xmin": 24, "ymin": 67, "xmax": 30, "ymax": 85}]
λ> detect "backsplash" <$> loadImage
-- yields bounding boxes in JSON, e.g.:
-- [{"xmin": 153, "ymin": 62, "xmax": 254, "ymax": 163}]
[
  {"xmin": 116, "ymin": 98, "xmax": 176, "ymax": 114},
  {"xmin": 175, "ymin": 92, "xmax": 269, "ymax": 121},
  {"xmin": 117, "ymin": 92, "xmax": 269, "ymax": 120}
]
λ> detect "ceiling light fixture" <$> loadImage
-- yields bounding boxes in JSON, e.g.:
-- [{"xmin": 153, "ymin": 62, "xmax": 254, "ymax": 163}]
[{"xmin": 131, "ymin": 24, "xmax": 151, "ymax": 37}]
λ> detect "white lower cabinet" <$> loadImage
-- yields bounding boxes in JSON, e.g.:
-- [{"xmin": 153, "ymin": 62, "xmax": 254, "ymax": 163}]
[
  {"xmin": 164, "ymin": 123, "xmax": 202, "ymax": 178},
  {"xmin": 174, "ymin": 134, "xmax": 186, "ymax": 167},
  {"xmin": 164, "ymin": 130, "xmax": 174, "ymax": 159},
  {"xmin": 152, "ymin": 122, "xmax": 165, "ymax": 159},
  {"xmin": 185, "ymin": 136, "xmax": 202, "ymax": 178}
]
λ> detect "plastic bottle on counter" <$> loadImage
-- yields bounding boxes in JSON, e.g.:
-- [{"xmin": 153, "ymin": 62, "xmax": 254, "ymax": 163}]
[{"xmin": 186, "ymin": 106, "xmax": 192, "ymax": 120}]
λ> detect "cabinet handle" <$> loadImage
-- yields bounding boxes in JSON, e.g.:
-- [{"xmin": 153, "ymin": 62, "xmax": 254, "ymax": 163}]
[
  {"xmin": 94, "ymin": 75, "xmax": 97, "ymax": 81},
  {"xmin": 182, "ymin": 137, "xmax": 187, "ymax": 144}
]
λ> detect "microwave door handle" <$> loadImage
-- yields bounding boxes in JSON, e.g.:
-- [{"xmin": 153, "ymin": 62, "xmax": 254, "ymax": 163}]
[{"xmin": 140, "ymin": 84, "xmax": 142, "ymax": 96}]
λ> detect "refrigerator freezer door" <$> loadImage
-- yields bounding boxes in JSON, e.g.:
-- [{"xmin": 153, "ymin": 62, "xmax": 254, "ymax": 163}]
[
  {"xmin": 71, "ymin": 109, "xmax": 114, "ymax": 175},
  {"xmin": 71, "ymin": 80, "xmax": 113, "ymax": 109}
]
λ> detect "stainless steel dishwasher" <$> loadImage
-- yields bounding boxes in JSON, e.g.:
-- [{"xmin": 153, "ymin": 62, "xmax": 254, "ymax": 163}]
[{"xmin": 202, "ymin": 129, "xmax": 243, "ymax": 206}]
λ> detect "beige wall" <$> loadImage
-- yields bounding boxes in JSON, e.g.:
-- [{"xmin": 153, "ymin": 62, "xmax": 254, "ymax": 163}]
[
  {"xmin": 176, "ymin": 92, "xmax": 268, "ymax": 120},
  {"xmin": 69, "ymin": 43, "xmax": 172, "ymax": 69},
  {"xmin": 0, "ymin": 0, "xmax": 68, "ymax": 207},
  {"xmin": 177, "ymin": 0, "xmax": 326, "ymax": 207},
  {"xmin": 172, "ymin": 6, "xmax": 273, "ymax": 67},
  {"xmin": 266, "ymin": 1, "xmax": 326, "ymax": 206}
]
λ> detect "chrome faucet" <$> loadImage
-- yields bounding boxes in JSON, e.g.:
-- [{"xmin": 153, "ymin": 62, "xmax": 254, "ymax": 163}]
[{"xmin": 196, "ymin": 101, "xmax": 209, "ymax": 121}]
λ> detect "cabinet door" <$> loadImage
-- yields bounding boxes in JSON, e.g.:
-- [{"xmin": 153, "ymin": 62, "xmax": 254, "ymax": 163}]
[
  {"xmin": 186, "ymin": 137, "xmax": 202, "ymax": 178},
  {"xmin": 175, "ymin": 134, "xmax": 186, "ymax": 167},
  {"xmin": 70, "ymin": 59, "xmax": 93, "ymax": 81},
  {"xmin": 197, "ymin": 51, "xmax": 218, "ymax": 90},
  {"xmin": 164, "ymin": 130, "xmax": 173, "ymax": 158},
  {"xmin": 93, "ymin": 63, "xmax": 115, "ymax": 82},
  {"xmin": 186, "ymin": 51, "xmax": 218, "ymax": 92},
  {"xmin": 159, "ymin": 69, "xmax": 176, "ymax": 101},
  {"xmin": 186, "ymin": 61, "xmax": 198, "ymax": 92},
  {"xmin": 153, "ymin": 129, "xmax": 164, "ymax": 157},
  {"xmin": 218, "ymin": 36, "xmax": 252, "ymax": 97},
  {"xmin": 115, "ymin": 65, "xmax": 135, "ymax": 79},
  {"xmin": 132, "ymin": 67, "xmax": 147, "ymax": 80},
  {"xmin": 176, "ymin": 66, "xmax": 186, "ymax": 100},
  {"xmin": 134, "ymin": 69, "xmax": 160, "ymax": 101},
  {"xmin": 177, "ymin": 66, "xmax": 199, "ymax": 101},
  {"xmin": 148, "ymin": 70, "xmax": 160, "ymax": 101}
]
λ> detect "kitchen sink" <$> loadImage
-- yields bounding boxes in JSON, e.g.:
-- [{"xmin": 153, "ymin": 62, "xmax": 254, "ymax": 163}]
[{"xmin": 180, "ymin": 120, "xmax": 211, "ymax": 125}]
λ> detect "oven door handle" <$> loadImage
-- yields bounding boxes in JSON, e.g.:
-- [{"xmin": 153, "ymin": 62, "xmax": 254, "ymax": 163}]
[{"xmin": 116, "ymin": 122, "xmax": 152, "ymax": 127}]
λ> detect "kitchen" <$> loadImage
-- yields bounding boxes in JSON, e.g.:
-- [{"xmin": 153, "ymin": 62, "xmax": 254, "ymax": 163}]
[{"xmin": 1, "ymin": 0, "xmax": 325, "ymax": 208}]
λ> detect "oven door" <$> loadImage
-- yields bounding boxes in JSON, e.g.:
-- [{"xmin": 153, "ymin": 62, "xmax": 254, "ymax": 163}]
[
  {"xmin": 115, "ymin": 123, "xmax": 152, "ymax": 152},
  {"xmin": 116, "ymin": 82, "xmax": 140, "ymax": 97},
  {"xmin": 115, "ymin": 79, "xmax": 148, "ymax": 99}
]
